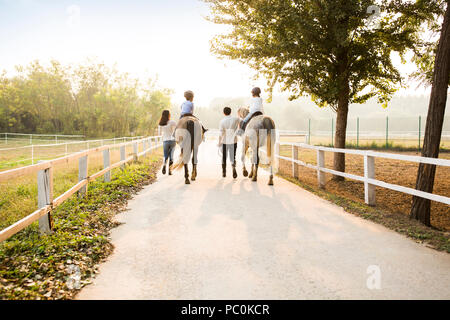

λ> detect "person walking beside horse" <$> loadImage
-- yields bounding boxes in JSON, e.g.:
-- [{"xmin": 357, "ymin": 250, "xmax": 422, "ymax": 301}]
[
  {"xmin": 218, "ymin": 107, "xmax": 240, "ymax": 178},
  {"xmin": 159, "ymin": 110, "xmax": 176, "ymax": 175}
]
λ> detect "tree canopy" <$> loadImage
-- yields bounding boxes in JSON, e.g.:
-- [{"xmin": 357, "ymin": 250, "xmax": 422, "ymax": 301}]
[
  {"xmin": 0, "ymin": 60, "xmax": 172, "ymax": 137},
  {"xmin": 205, "ymin": 0, "xmax": 422, "ymax": 109}
]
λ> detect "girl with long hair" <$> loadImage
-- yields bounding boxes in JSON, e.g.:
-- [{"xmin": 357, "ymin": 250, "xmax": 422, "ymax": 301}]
[{"xmin": 159, "ymin": 110, "xmax": 177, "ymax": 175}]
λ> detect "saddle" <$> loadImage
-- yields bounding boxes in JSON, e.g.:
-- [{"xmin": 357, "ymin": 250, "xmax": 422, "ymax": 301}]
[{"xmin": 241, "ymin": 111, "xmax": 263, "ymax": 131}]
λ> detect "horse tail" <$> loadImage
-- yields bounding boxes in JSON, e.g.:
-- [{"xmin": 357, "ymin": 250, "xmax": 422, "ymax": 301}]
[
  {"xmin": 171, "ymin": 149, "xmax": 184, "ymax": 171},
  {"xmin": 263, "ymin": 117, "xmax": 275, "ymax": 161},
  {"xmin": 187, "ymin": 120, "xmax": 195, "ymax": 152}
]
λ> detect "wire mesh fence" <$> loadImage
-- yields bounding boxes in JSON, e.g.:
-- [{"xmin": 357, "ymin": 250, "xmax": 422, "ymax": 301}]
[{"xmin": 285, "ymin": 116, "xmax": 450, "ymax": 149}]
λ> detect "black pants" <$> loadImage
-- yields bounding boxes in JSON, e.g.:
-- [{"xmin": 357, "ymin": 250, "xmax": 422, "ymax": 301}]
[{"xmin": 222, "ymin": 143, "xmax": 237, "ymax": 165}]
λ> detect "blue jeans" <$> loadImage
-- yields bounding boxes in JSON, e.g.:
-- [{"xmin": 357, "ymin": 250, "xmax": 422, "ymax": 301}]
[{"xmin": 163, "ymin": 140, "xmax": 176, "ymax": 162}]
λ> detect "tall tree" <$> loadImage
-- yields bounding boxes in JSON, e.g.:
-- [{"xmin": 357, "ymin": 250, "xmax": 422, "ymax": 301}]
[
  {"xmin": 204, "ymin": 0, "xmax": 423, "ymax": 179},
  {"xmin": 410, "ymin": 0, "xmax": 450, "ymax": 225}
]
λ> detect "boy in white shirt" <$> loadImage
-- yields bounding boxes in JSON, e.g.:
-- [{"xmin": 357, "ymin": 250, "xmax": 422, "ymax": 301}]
[
  {"xmin": 218, "ymin": 107, "xmax": 240, "ymax": 178},
  {"xmin": 179, "ymin": 90, "xmax": 208, "ymax": 134},
  {"xmin": 239, "ymin": 87, "xmax": 264, "ymax": 133}
]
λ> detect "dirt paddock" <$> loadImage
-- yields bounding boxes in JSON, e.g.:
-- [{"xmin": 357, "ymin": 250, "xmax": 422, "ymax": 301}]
[{"xmin": 278, "ymin": 146, "xmax": 450, "ymax": 231}]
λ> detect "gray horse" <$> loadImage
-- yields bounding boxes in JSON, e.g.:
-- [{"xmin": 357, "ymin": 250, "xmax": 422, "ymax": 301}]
[
  {"xmin": 170, "ymin": 116, "xmax": 204, "ymax": 184},
  {"xmin": 237, "ymin": 107, "xmax": 276, "ymax": 185}
]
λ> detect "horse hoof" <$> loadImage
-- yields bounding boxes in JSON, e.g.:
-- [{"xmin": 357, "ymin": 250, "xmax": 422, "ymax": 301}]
[
  {"xmin": 252, "ymin": 176, "xmax": 257, "ymax": 182},
  {"xmin": 191, "ymin": 177, "xmax": 196, "ymax": 181},
  {"xmin": 243, "ymin": 170, "xmax": 248, "ymax": 177},
  {"xmin": 268, "ymin": 180, "xmax": 274, "ymax": 186},
  {"xmin": 185, "ymin": 179, "xmax": 190, "ymax": 184}
]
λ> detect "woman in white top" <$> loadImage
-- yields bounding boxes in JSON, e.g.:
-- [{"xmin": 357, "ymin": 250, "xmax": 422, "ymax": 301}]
[{"xmin": 159, "ymin": 110, "xmax": 177, "ymax": 175}]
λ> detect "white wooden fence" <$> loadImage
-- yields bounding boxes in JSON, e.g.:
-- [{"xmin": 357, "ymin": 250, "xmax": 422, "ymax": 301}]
[
  {"xmin": 274, "ymin": 140, "xmax": 450, "ymax": 206},
  {"xmin": 0, "ymin": 136, "xmax": 163, "ymax": 242},
  {"xmin": 0, "ymin": 136, "xmax": 146, "ymax": 167}
]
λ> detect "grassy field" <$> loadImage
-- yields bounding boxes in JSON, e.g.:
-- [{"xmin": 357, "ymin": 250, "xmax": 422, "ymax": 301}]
[
  {"xmin": 0, "ymin": 142, "xmax": 156, "ymax": 231},
  {"xmin": 0, "ymin": 138, "xmax": 136, "ymax": 171},
  {"xmin": 0, "ymin": 152, "xmax": 162, "ymax": 299},
  {"xmin": 277, "ymin": 141, "xmax": 450, "ymax": 231}
]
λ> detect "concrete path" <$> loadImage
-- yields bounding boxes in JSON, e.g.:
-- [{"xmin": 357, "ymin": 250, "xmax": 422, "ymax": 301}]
[{"xmin": 77, "ymin": 141, "xmax": 450, "ymax": 299}]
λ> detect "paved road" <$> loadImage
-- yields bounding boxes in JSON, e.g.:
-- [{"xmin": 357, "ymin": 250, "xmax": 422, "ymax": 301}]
[{"xmin": 77, "ymin": 141, "xmax": 450, "ymax": 299}]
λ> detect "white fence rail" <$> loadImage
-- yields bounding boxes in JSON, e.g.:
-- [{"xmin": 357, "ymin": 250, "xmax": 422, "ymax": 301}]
[
  {"xmin": 0, "ymin": 135, "xmax": 163, "ymax": 242},
  {"xmin": 0, "ymin": 136, "xmax": 147, "ymax": 168},
  {"xmin": 274, "ymin": 141, "xmax": 450, "ymax": 206}
]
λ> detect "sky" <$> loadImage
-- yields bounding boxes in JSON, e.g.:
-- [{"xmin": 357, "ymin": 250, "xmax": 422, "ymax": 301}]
[{"xmin": 0, "ymin": 0, "xmax": 430, "ymax": 107}]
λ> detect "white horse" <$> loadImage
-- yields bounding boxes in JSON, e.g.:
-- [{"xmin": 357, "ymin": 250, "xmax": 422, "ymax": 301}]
[{"xmin": 237, "ymin": 107, "xmax": 276, "ymax": 185}]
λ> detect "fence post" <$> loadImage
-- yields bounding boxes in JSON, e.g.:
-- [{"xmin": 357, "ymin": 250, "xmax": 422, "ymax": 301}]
[
  {"xmin": 103, "ymin": 148, "xmax": 111, "ymax": 182},
  {"xmin": 30, "ymin": 135, "xmax": 32, "ymax": 145},
  {"xmin": 133, "ymin": 142, "xmax": 138, "ymax": 162},
  {"xmin": 292, "ymin": 145, "xmax": 298, "ymax": 179},
  {"xmin": 5, "ymin": 133, "xmax": 7, "ymax": 144},
  {"xmin": 31, "ymin": 145, "xmax": 34, "ymax": 165},
  {"xmin": 364, "ymin": 154, "xmax": 376, "ymax": 206},
  {"xmin": 55, "ymin": 135, "xmax": 58, "ymax": 145},
  {"xmin": 120, "ymin": 145, "xmax": 126, "ymax": 169},
  {"xmin": 37, "ymin": 162, "xmax": 53, "ymax": 234},
  {"xmin": 65, "ymin": 143, "xmax": 68, "ymax": 156},
  {"xmin": 317, "ymin": 149, "xmax": 325, "ymax": 188},
  {"xmin": 78, "ymin": 155, "xmax": 88, "ymax": 197}
]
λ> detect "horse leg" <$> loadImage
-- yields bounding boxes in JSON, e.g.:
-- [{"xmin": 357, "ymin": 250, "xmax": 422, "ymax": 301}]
[
  {"xmin": 248, "ymin": 164, "xmax": 254, "ymax": 179},
  {"xmin": 268, "ymin": 165, "xmax": 274, "ymax": 186},
  {"xmin": 184, "ymin": 164, "xmax": 190, "ymax": 184},
  {"xmin": 242, "ymin": 137, "xmax": 249, "ymax": 177},
  {"xmin": 191, "ymin": 145, "xmax": 198, "ymax": 181},
  {"xmin": 252, "ymin": 164, "xmax": 258, "ymax": 182}
]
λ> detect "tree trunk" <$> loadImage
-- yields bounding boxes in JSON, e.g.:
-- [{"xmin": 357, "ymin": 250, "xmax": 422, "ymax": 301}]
[
  {"xmin": 333, "ymin": 52, "xmax": 350, "ymax": 181},
  {"xmin": 410, "ymin": 1, "xmax": 450, "ymax": 226}
]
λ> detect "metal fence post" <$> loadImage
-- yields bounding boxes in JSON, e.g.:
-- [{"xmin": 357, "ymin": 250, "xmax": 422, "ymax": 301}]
[
  {"xmin": 418, "ymin": 115, "xmax": 421, "ymax": 150},
  {"xmin": 364, "ymin": 154, "xmax": 376, "ymax": 206},
  {"xmin": 103, "ymin": 148, "xmax": 111, "ymax": 182},
  {"xmin": 292, "ymin": 145, "xmax": 298, "ymax": 179},
  {"xmin": 357, "ymin": 117, "xmax": 360, "ymax": 148},
  {"xmin": 120, "ymin": 145, "xmax": 126, "ymax": 169},
  {"xmin": 37, "ymin": 162, "xmax": 53, "ymax": 234},
  {"xmin": 331, "ymin": 118, "xmax": 334, "ymax": 146},
  {"xmin": 308, "ymin": 118, "xmax": 311, "ymax": 144},
  {"xmin": 31, "ymin": 145, "xmax": 34, "ymax": 165},
  {"xmin": 5, "ymin": 133, "xmax": 7, "ymax": 144},
  {"xmin": 317, "ymin": 149, "xmax": 325, "ymax": 188},
  {"xmin": 78, "ymin": 155, "xmax": 88, "ymax": 197},
  {"xmin": 386, "ymin": 116, "xmax": 389, "ymax": 147}
]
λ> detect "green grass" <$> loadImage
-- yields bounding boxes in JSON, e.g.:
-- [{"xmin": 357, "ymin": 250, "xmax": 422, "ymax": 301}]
[{"xmin": 0, "ymin": 154, "xmax": 162, "ymax": 300}]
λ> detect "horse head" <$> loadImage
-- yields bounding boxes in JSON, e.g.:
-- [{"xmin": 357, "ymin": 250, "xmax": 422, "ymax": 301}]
[{"xmin": 237, "ymin": 106, "xmax": 250, "ymax": 119}]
